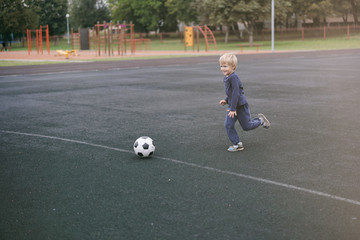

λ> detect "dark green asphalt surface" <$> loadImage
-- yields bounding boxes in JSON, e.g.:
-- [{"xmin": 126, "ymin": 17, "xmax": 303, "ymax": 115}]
[{"xmin": 1, "ymin": 50, "xmax": 360, "ymax": 239}]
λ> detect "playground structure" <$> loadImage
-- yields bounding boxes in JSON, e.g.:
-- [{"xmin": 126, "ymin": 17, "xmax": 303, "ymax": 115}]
[
  {"xmin": 24, "ymin": 23, "xmax": 216, "ymax": 58},
  {"xmin": 25, "ymin": 22, "xmax": 151, "ymax": 58},
  {"xmin": 71, "ymin": 29, "xmax": 81, "ymax": 50},
  {"xmin": 184, "ymin": 25, "xmax": 217, "ymax": 52},
  {"xmin": 92, "ymin": 21, "xmax": 150, "ymax": 56},
  {"xmin": 26, "ymin": 25, "xmax": 50, "ymax": 55},
  {"xmin": 16, "ymin": 22, "xmax": 360, "ymax": 60}
]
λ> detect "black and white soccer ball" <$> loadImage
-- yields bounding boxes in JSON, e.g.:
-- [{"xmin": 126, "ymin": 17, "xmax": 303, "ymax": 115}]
[{"xmin": 133, "ymin": 136, "xmax": 155, "ymax": 158}]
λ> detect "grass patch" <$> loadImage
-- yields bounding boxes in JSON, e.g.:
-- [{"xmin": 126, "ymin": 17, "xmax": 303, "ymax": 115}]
[
  {"xmin": 264, "ymin": 36, "xmax": 360, "ymax": 51},
  {"xmin": 0, "ymin": 55, "xmax": 206, "ymax": 67},
  {"xmin": 150, "ymin": 34, "xmax": 360, "ymax": 51},
  {"xmin": 0, "ymin": 60, "xmax": 72, "ymax": 67},
  {"xmin": 8, "ymin": 33, "xmax": 360, "ymax": 52},
  {"xmin": 78, "ymin": 54, "xmax": 204, "ymax": 62},
  {"xmin": 214, "ymin": 36, "xmax": 360, "ymax": 51}
]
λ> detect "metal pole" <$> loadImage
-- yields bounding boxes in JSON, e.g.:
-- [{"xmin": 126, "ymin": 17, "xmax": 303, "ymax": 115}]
[
  {"xmin": 271, "ymin": 0, "xmax": 274, "ymax": 53},
  {"xmin": 66, "ymin": 14, "xmax": 70, "ymax": 44}
]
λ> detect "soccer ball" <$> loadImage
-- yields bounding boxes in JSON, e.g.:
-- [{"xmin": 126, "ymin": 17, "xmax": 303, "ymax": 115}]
[{"xmin": 133, "ymin": 136, "xmax": 155, "ymax": 158}]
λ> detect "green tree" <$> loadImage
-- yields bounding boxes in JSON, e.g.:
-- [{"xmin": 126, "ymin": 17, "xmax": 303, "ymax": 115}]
[
  {"xmin": 348, "ymin": 0, "xmax": 360, "ymax": 25},
  {"xmin": 308, "ymin": 0, "xmax": 333, "ymax": 25},
  {"xmin": 197, "ymin": 0, "xmax": 273, "ymax": 44},
  {"xmin": 35, "ymin": 0, "xmax": 69, "ymax": 35},
  {"xmin": 165, "ymin": 0, "xmax": 198, "ymax": 25},
  {"xmin": 109, "ymin": 0, "xmax": 177, "ymax": 32},
  {"xmin": 70, "ymin": 0, "xmax": 110, "ymax": 29},
  {"xmin": 291, "ymin": 0, "xmax": 334, "ymax": 26},
  {"xmin": 275, "ymin": 0, "xmax": 293, "ymax": 28},
  {"xmin": 109, "ymin": 0, "xmax": 135, "ymax": 27},
  {"xmin": 158, "ymin": 0, "xmax": 178, "ymax": 32},
  {"xmin": 235, "ymin": 0, "xmax": 272, "ymax": 43},
  {"xmin": 331, "ymin": 0, "xmax": 352, "ymax": 24},
  {"xmin": 0, "ymin": 0, "xmax": 38, "ymax": 39},
  {"xmin": 196, "ymin": 0, "xmax": 237, "ymax": 43}
]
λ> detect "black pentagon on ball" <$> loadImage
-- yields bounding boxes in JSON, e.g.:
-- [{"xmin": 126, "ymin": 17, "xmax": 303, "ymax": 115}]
[
  {"xmin": 149, "ymin": 151, "xmax": 153, "ymax": 156},
  {"xmin": 143, "ymin": 143, "xmax": 149, "ymax": 149},
  {"xmin": 134, "ymin": 141, "xmax": 138, "ymax": 148},
  {"xmin": 137, "ymin": 152, "xmax": 143, "ymax": 157}
]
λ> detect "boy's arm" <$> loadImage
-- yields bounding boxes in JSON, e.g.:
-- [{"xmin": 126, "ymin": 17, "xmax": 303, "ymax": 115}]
[
  {"xmin": 229, "ymin": 76, "xmax": 240, "ymax": 111},
  {"xmin": 220, "ymin": 99, "xmax": 227, "ymax": 105},
  {"xmin": 227, "ymin": 110, "xmax": 237, "ymax": 118}
]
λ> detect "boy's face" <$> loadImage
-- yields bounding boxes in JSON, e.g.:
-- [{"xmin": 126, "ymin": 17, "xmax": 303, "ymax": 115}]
[{"xmin": 220, "ymin": 63, "xmax": 235, "ymax": 76}]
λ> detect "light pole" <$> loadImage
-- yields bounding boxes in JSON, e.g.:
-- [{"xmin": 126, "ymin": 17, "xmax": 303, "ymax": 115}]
[
  {"xmin": 66, "ymin": 14, "xmax": 70, "ymax": 44},
  {"xmin": 271, "ymin": 0, "xmax": 274, "ymax": 52}
]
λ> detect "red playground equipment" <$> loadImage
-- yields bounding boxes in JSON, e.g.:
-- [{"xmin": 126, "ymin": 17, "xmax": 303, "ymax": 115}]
[
  {"xmin": 93, "ymin": 21, "xmax": 150, "ymax": 56},
  {"xmin": 94, "ymin": 21, "xmax": 133, "ymax": 56},
  {"xmin": 27, "ymin": 25, "xmax": 50, "ymax": 55},
  {"xmin": 184, "ymin": 25, "xmax": 217, "ymax": 52}
]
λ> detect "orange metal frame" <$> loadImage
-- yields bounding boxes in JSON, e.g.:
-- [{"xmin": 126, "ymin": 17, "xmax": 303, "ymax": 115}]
[
  {"xmin": 27, "ymin": 25, "xmax": 50, "ymax": 55},
  {"xmin": 94, "ymin": 21, "xmax": 136, "ymax": 57}
]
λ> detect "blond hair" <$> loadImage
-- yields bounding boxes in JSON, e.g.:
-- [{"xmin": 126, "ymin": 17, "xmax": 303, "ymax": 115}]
[{"xmin": 219, "ymin": 53, "xmax": 238, "ymax": 70}]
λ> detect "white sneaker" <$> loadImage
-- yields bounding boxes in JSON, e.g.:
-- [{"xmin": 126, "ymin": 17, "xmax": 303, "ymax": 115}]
[
  {"xmin": 227, "ymin": 142, "xmax": 244, "ymax": 152},
  {"xmin": 258, "ymin": 113, "xmax": 270, "ymax": 129}
]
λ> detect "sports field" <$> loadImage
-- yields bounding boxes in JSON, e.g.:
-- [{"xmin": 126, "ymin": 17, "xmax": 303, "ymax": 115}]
[{"xmin": 1, "ymin": 49, "xmax": 360, "ymax": 239}]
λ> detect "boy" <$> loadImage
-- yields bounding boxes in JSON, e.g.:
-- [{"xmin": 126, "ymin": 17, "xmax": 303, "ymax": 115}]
[{"xmin": 219, "ymin": 53, "xmax": 270, "ymax": 152}]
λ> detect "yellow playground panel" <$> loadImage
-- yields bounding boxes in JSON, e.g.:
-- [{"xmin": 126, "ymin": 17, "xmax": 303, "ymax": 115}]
[{"xmin": 184, "ymin": 25, "xmax": 217, "ymax": 52}]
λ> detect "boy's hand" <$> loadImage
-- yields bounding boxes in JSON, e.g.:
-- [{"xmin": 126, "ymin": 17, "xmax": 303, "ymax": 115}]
[
  {"xmin": 227, "ymin": 110, "xmax": 237, "ymax": 118},
  {"xmin": 219, "ymin": 100, "xmax": 227, "ymax": 106}
]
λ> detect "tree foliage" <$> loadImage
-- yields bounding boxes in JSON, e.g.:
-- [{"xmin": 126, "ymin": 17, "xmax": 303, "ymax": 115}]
[
  {"xmin": 107, "ymin": 0, "xmax": 360, "ymax": 44},
  {"xmin": 109, "ymin": 0, "xmax": 177, "ymax": 32},
  {"xmin": 165, "ymin": 0, "xmax": 198, "ymax": 25},
  {"xmin": 0, "ymin": 0, "xmax": 38, "ymax": 38},
  {"xmin": 303, "ymin": 0, "xmax": 333, "ymax": 25},
  {"xmin": 332, "ymin": 0, "xmax": 352, "ymax": 23},
  {"xmin": 196, "ymin": 0, "xmax": 273, "ymax": 43},
  {"xmin": 70, "ymin": 0, "xmax": 111, "ymax": 29},
  {"xmin": 35, "ymin": 0, "xmax": 69, "ymax": 35},
  {"xmin": 1, "ymin": 0, "xmax": 360, "ymax": 40},
  {"xmin": 347, "ymin": 0, "xmax": 360, "ymax": 25},
  {"xmin": 0, "ymin": 0, "xmax": 68, "ymax": 37}
]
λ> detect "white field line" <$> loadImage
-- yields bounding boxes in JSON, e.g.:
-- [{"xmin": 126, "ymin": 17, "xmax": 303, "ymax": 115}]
[{"xmin": 1, "ymin": 129, "xmax": 360, "ymax": 207}]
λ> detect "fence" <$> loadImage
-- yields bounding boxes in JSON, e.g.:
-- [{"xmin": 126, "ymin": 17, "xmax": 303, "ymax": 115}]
[
  {"xmin": 254, "ymin": 25, "xmax": 360, "ymax": 42},
  {"xmin": 111, "ymin": 25, "xmax": 360, "ymax": 43}
]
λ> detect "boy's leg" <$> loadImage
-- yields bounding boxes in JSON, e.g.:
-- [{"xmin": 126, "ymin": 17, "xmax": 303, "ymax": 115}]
[
  {"xmin": 225, "ymin": 112, "xmax": 241, "ymax": 145},
  {"xmin": 238, "ymin": 103, "xmax": 262, "ymax": 131},
  {"xmin": 258, "ymin": 113, "xmax": 271, "ymax": 128}
]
